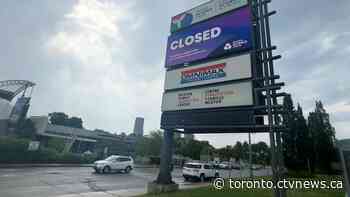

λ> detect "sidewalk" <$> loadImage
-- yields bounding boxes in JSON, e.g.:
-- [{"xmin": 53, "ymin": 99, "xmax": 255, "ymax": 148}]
[{"xmin": 56, "ymin": 182, "xmax": 209, "ymax": 197}]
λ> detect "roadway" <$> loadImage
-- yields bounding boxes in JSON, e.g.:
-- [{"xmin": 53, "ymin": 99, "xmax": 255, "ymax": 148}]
[{"xmin": 0, "ymin": 167, "xmax": 271, "ymax": 197}]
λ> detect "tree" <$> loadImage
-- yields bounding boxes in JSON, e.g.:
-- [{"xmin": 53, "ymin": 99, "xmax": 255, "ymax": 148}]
[
  {"xmin": 48, "ymin": 112, "xmax": 83, "ymax": 128},
  {"xmin": 242, "ymin": 141, "xmax": 249, "ymax": 161},
  {"xmin": 282, "ymin": 96, "xmax": 316, "ymax": 171},
  {"xmin": 65, "ymin": 117, "xmax": 83, "ymax": 129},
  {"xmin": 308, "ymin": 101, "xmax": 335, "ymax": 173},
  {"xmin": 252, "ymin": 142, "xmax": 270, "ymax": 166},
  {"xmin": 282, "ymin": 95, "xmax": 298, "ymax": 168},
  {"xmin": 135, "ymin": 130, "xmax": 163, "ymax": 157},
  {"xmin": 49, "ymin": 112, "xmax": 68, "ymax": 126},
  {"xmin": 233, "ymin": 142, "xmax": 243, "ymax": 162},
  {"xmin": 294, "ymin": 104, "xmax": 313, "ymax": 170},
  {"xmin": 216, "ymin": 146, "xmax": 235, "ymax": 161},
  {"xmin": 174, "ymin": 136, "xmax": 215, "ymax": 161}
]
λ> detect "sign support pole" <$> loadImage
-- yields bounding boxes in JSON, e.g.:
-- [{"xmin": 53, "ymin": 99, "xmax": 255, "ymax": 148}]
[
  {"xmin": 262, "ymin": 1, "xmax": 287, "ymax": 196},
  {"xmin": 252, "ymin": 0, "xmax": 286, "ymax": 196},
  {"xmin": 256, "ymin": 0, "xmax": 278, "ymax": 196},
  {"xmin": 156, "ymin": 129, "xmax": 175, "ymax": 184},
  {"xmin": 161, "ymin": 1, "xmax": 288, "ymax": 195}
]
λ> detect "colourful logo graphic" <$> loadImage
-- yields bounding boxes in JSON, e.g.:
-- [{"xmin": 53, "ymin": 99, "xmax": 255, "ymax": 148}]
[
  {"xmin": 181, "ymin": 63, "xmax": 226, "ymax": 84},
  {"xmin": 171, "ymin": 13, "xmax": 194, "ymax": 33}
]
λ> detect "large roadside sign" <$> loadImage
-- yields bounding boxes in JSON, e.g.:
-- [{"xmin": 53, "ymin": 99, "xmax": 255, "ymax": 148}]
[
  {"xmin": 161, "ymin": 0, "xmax": 258, "ymax": 131},
  {"xmin": 171, "ymin": 0, "xmax": 248, "ymax": 33},
  {"xmin": 165, "ymin": 6, "xmax": 252, "ymax": 68},
  {"xmin": 162, "ymin": 81, "xmax": 253, "ymax": 111},
  {"xmin": 164, "ymin": 53, "xmax": 251, "ymax": 90}
]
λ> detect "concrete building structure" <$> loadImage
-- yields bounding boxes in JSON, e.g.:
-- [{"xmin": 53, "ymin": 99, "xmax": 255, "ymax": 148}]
[
  {"xmin": 30, "ymin": 116, "xmax": 136, "ymax": 143},
  {"xmin": 0, "ymin": 119, "xmax": 8, "ymax": 135}
]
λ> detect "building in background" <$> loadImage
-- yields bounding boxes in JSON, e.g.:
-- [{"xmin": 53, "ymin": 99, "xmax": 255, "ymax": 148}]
[
  {"xmin": 30, "ymin": 116, "xmax": 136, "ymax": 155},
  {"xmin": 133, "ymin": 117, "xmax": 144, "ymax": 137},
  {"xmin": 0, "ymin": 80, "xmax": 35, "ymax": 134}
]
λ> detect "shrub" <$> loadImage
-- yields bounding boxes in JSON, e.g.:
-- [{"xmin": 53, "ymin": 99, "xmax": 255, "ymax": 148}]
[{"xmin": 0, "ymin": 136, "xmax": 97, "ymax": 164}]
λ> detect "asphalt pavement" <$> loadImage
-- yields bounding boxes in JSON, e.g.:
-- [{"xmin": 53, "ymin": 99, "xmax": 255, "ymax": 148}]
[{"xmin": 0, "ymin": 167, "xmax": 271, "ymax": 197}]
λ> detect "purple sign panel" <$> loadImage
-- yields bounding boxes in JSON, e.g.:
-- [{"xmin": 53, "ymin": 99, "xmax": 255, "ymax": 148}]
[{"xmin": 165, "ymin": 6, "xmax": 252, "ymax": 68}]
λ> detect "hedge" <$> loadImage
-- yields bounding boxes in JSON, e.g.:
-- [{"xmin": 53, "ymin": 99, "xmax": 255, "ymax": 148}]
[{"xmin": 0, "ymin": 136, "xmax": 97, "ymax": 164}]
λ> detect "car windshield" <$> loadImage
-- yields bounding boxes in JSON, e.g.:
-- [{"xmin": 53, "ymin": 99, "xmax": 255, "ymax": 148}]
[
  {"xmin": 184, "ymin": 164, "xmax": 201, "ymax": 169},
  {"xmin": 105, "ymin": 156, "xmax": 116, "ymax": 161}
]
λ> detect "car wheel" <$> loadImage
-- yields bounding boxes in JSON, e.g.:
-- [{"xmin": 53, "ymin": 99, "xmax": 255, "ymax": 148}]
[
  {"xmin": 103, "ymin": 166, "xmax": 111, "ymax": 174},
  {"xmin": 200, "ymin": 174, "xmax": 205, "ymax": 182},
  {"xmin": 125, "ymin": 166, "xmax": 132, "ymax": 173}
]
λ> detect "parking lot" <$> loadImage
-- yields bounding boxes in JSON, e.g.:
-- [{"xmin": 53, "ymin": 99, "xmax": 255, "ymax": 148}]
[{"xmin": 0, "ymin": 166, "xmax": 271, "ymax": 197}]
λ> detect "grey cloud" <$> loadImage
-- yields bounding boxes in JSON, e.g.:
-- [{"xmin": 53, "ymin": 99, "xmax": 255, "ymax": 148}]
[{"xmin": 332, "ymin": 112, "xmax": 350, "ymax": 123}]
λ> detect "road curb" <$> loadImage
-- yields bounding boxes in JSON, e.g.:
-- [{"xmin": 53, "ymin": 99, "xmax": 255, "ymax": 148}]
[
  {"xmin": 55, "ymin": 183, "xmax": 209, "ymax": 197},
  {"xmin": 0, "ymin": 164, "xmax": 93, "ymax": 168}
]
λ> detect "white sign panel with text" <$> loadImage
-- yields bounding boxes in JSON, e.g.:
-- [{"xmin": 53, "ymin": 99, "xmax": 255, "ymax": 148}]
[
  {"xmin": 164, "ymin": 54, "xmax": 251, "ymax": 90},
  {"xmin": 161, "ymin": 81, "xmax": 253, "ymax": 111}
]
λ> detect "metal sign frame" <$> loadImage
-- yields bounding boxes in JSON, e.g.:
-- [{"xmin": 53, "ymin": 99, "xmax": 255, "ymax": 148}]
[
  {"xmin": 161, "ymin": 1, "xmax": 278, "ymax": 133},
  {"xmin": 157, "ymin": 2, "xmax": 288, "ymax": 196}
]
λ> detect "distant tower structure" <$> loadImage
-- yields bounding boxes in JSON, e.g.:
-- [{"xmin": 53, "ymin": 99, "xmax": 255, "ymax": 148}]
[{"xmin": 133, "ymin": 117, "xmax": 144, "ymax": 137}]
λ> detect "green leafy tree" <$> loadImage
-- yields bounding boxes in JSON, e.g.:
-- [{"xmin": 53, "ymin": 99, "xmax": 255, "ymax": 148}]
[
  {"xmin": 65, "ymin": 117, "xmax": 83, "ymax": 129},
  {"xmin": 233, "ymin": 142, "xmax": 243, "ymax": 162},
  {"xmin": 49, "ymin": 112, "xmax": 68, "ymax": 126},
  {"xmin": 282, "ymin": 96, "xmax": 315, "ymax": 171},
  {"xmin": 48, "ymin": 112, "xmax": 83, "ymax": 128},
  {"xmin": 308, "ymin": 101, "xmax": 335, "ymax": 173},
  {"xmin": 252, "ymin": 142, "xmax": 270, "ymax": 166},
  {"xmin": 135, "ymin": 130, "xmax": 163, "ymax": 157},
  {"xmin": 174, "ymin": 137, "xmax": 215, "ymax": 160},
  {"xmin": 282, "ymin": 95, "xmax": 298, "ymax": 168},
  {"xmin": 242, "ymin": 141, "xmax": 249, "ymax": 161},
  {"xmin": 217, "ymin": 146, "xmax": 235, "ymax": 161},
  {"xmin": 295, "ymin": 104, "xmax": 313, "ymax": 170}
]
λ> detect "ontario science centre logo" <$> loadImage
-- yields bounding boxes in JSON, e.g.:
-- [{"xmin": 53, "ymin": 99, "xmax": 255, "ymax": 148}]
[
  {"xmin": 171, "ymin": 13, "xmax": 194, "ymax": 32},
  {"xmin": 181, "ymin": 63, "xmax": 227, "ymax": 84}
]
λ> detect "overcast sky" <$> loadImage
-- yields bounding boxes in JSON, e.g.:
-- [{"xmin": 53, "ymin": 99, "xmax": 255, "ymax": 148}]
[{"xmin": 0, "ymin": 0, "xmax": 349, "ymax": 148}]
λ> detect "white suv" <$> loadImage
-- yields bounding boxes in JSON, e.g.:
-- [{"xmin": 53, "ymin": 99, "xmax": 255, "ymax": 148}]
[
  {"xmin": 93, "ymin": 155, "xmax": 134, "ymax": 174},
  {"xmin": 182, "ymin": 162, "xmax": 219, "ymax": 182}
]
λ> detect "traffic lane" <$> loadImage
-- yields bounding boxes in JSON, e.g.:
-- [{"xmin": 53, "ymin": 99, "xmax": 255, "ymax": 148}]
[
  {"xmin": 0, "ymin": 167, "xmax": 272, "ymax": 197},
  {"xmin": 0, "ymin": 167, "xmax": 183, "ymax": 197}
]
